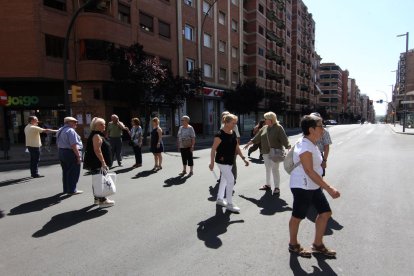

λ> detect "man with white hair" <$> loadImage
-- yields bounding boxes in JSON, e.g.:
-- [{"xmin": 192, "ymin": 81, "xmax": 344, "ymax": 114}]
[
  {"xmin": 56, "ymin": 117, "xmax": 83, "ymax": 195},
  {"xmin": 107, "ymin": 114, "xmax": 129, "ymax": 166},
  {"xmin": 310, "ymin": 112, "xmax": 332, "ymax": 177}
]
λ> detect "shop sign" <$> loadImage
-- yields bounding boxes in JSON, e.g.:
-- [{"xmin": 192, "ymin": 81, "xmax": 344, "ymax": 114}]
[
  {"xmin": 0, "ymin": 89, "xmax": 8, "ymax": 106},
  {"xmin": 6, "ymin": 96, "xmax": 40, "ymax": 107},
  {"xmin": 203, "ymin": 87, "xmax": 224, "ymax": 97}
]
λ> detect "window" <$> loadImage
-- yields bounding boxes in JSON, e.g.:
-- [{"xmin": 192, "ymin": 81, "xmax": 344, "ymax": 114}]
[
  {"xmin": 219, "ymin": 11, "xmax": 226, "ymax": 25},
  {"xmin": 184, "ymin": 0, "xmax": 193, "ymax": 6},
  {"xmin": 243, "ymin": 43, "xmax": 247, "ymax": 53},
  {"xmin": 258, "ymin": 48, "xmax": 264, "ymax": 56},
  {"xmin": 139, "ymin": 12, "xmax": 153, "ymax": 32},
  {"xmin": 231, "ymin": 0, "xmax": 238, "ymax": 6},
  {"xmin": 160, "ymin": 58, "xmax": 172, "ymax": 70},
  {"xmin": 258, "ymin": 25, "xmax": 264, "ymax": 35},
  {"xmin": 203, "ymin": 1, "xmax": 212, "ymax": 16},
  {"xmin": 258, "ymin": 4, "xmax": 264, "ymax": 14},
  {"xmin": 287, "ymin": 63, "xmax": 290, "ymax": 70},
  {"xmin": 204, "ymin": 64, "xmax": 212, "ymax": 78},
  {"xmin": 43, "ymin": 0, "xmax": 66, "ymax": 11},
  {"xmin": 184, "ymin": 24, "xmax": 194, "ymax": 41},
  {"xmin": 203, "ymin": 33, "xmax": 212, "ymax": 48},
  {"xmin": 79, "ymin": 39, "xmax": 112, "ymax": 61},
  {"xmin": 258, "ymin": 69, "xmax": 264, "ymax": 77},
  {"xmin": 218, "ymin": 40, "xmax": 226, "ymax": 53},
  {"xmin": 231, "ymin": 46, "xmax": 238, "ymax": 58},
  {"xmin": 186, "ymin": 58, "xmax": 195, "ymax": 72},
  {"xmin": 219, "ymin": 68, "xmax": 226, "ymax": 80},
  {"xmin": 118, "ymin": 4, "xmax": 130, "ymax": 24},
  {"xmin": 231, "ymin": 19, "xmax": 238, "ymax": 32},
  {"xmin": 232, "ymin": 72, "xmax": 238, "ymax": 83},
  {"xmin": 45, "ymin": 34, "xmax": 65, "ymax": 58},
  {"xmin": 159, "ymin": 21, "xmax": 171, "ymax": 38},
  {"xmin": 287, "ymin": 30, "xmax": 291, "ymax": 37}
]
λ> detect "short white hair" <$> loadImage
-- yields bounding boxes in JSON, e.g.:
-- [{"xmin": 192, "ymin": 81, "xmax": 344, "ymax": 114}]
[{"xmin": 90, "ymin": 117, "xmax": 105, "ymax": 131}]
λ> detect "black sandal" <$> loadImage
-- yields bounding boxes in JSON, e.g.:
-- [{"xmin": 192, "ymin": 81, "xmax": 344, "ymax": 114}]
[{"xmin": 259, "ymin": 185, "xmax": 271, "ymax": 190}]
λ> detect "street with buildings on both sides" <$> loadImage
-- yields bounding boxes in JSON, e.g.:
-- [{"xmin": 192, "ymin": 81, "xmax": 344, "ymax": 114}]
[{"xmin": 1, "ymin": 123, "xmax": 414, "ymax": 275}]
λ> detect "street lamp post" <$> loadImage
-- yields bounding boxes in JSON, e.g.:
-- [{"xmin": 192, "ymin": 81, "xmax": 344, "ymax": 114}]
[
  {"xmin": 63, "ymin": 0, "xmax": 102, "ymax": 116},
  {"xmin": 397, "ymin": 32, "xmax": 409, "ymax": 132}
]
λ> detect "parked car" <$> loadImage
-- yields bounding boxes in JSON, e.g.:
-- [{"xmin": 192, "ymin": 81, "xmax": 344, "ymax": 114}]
[{"xmin": 324, "ymin": 120, "xmax": 338, "ymax": 125}]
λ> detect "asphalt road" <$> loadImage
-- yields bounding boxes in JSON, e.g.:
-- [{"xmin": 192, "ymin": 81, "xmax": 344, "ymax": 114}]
[{"xmin": 1, "ymin": 124, "xmax": 413, "ymax": 275}]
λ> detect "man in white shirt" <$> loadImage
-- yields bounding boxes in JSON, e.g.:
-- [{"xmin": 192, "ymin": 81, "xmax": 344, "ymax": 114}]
[{"xmin": 24, "ymin": 116, "xmax": 57, "ymax": 178}]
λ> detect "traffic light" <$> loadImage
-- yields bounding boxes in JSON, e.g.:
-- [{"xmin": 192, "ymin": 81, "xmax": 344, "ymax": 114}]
[{"xmin": 71, "ymin": 85, "xmax": 82, "ymax": 102}]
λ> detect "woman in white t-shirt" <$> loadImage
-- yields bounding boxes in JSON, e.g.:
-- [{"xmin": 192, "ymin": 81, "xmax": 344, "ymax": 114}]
[{"xmin": 288, "ymin": 115, "xmax": 340, "ymax": 258}]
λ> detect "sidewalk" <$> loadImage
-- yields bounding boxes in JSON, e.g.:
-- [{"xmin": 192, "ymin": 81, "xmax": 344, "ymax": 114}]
[
  {"xmin": 0, "ymin": 128, "xmax": 302, "ymax": 167},
  {"xmin": 387, "ymin": 123, "xmax": 414, "ymax": 135}
]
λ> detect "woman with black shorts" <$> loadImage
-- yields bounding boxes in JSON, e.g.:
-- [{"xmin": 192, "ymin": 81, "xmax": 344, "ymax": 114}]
[{"xmin": 288, "ymin": 115, "xmax": 340, "ymax": 257}]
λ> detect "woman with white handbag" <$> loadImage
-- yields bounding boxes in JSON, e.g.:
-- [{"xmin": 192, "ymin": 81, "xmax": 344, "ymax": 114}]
[
  {"xmin": 244, "ymin": 111, "xmax": 290, "ymax": 195},
  {"xmin": 83, "ymin": 117, "xmax": 115, "ymax": 208}
]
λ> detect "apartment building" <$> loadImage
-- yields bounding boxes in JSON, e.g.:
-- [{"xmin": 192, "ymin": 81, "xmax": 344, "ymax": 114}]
[
  {"xmin": 394, "ymin": 49, "xmax": 414, "ymax": 124},
  {"xmin": 347, "ymin": 78, "xmax": 362, "ymax": 120},
  {"xmin": 243, "ymin": 0, "xmax": 317, "ymax": 127},
  {"xmin": 0, "ymin": 0, "xmax": 245, "ymax": 142},
  {"xmin": 318, "ymin": 63, "xmax": 345, "ymax": 121},
  {"xmin": 177, "ymin": 0, "xmax": 243, "ymax": 134},
  {"xmin": 0, "ymin": 0, "xmax": 180, "ymax": 143}
]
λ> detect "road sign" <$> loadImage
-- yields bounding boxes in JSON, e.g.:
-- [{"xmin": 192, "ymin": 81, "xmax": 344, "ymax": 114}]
[{"xmin": 401, "ymin": 100, "xmax": 414, "ymax": 104}]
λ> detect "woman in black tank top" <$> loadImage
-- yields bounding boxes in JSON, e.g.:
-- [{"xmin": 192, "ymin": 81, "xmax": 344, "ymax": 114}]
[{"xmin": 209, "ymin": 114, "xmax": 249, "ymax": 213}]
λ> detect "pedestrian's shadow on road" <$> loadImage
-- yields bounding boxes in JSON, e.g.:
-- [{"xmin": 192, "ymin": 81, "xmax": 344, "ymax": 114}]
[
  {"xmin": 0, "ymin": 210, "xmax": 5, "ymax": 219},
  {"xmin": 132, "ymin": 169, "xmax": 158, "ymax": 179},
  {"xmin": 248, "ymin": 157, "xmax": 264, "ymax": 164},
  {"xmin": 113, "ymin": 167, "xmax": 135, "ymax": 174},
  {"xmin": 239, "ymin": 190, "xmax": 292, "ymax": 215},
  {"xmin": 8, "ymin": 193, "xmax": 71, "ymax": 216},
  {"xmin": 306, "ymin": 206, "xmax": 344, "ymax": 235},
  {"xmin": 32, "ymin": 205, "xmax": 108, "ymax": 238},
  {"xmin": 197, "ymin": 205, "xmax": 244, "ymax": 249},
  {"xmin": 163, "ymin": 174, "xmax": 192, "ymax": 187},
  {"xmin": 289, "ymin": 253, "xmax": 338, "ymax": 275},
  {"xmin": 0, "ymin": 177, "xmax": 32, "ymax": 188}
]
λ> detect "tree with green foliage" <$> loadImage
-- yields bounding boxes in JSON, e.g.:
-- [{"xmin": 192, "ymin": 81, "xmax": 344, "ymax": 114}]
[{"xmin": 222, "ymin": 80, "xmax": 264, "ymax": 115}]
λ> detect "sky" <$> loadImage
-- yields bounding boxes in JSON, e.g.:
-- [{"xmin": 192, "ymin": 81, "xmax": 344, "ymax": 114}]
[{"xmin": 302, "ymin": 0, "xmax": 414, "ymax": 115}]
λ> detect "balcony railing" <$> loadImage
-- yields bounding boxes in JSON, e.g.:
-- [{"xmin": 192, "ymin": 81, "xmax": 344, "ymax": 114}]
[
  {"xmin": 266, "ymin": 50, "xmax": 285, "ymax": 64},
  {"xmin": 266, "ymin": 30, "xmax": 285, "ymax": 47},
  {"xmin": 266, "ymin": 70, "xmax": 285, "ymax": 81}
]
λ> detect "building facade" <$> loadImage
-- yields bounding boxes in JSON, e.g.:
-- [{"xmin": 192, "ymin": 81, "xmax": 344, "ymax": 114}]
[{"xmin": 393, "ymin": 49, "xmax": 414, "ymax": 126}]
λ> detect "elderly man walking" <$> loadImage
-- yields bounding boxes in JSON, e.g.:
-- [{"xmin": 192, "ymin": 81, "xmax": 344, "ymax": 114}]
[
  {"xmin": 24, "ymin": 116, "xmax": 57, "ymax": 178},
  {"xmin": 107, "ymin": 114, "xmax": 129, "ymax": 166},
  {"xmin": 56, "ymin": 117, "xmax": 83, "ymax": 195}
]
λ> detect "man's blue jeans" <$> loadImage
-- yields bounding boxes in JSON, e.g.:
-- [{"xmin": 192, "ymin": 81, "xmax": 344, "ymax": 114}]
[
  {"xmin": 59, "ymin": 149, "xmax": 81, "ymax": 193},
  {"xmin": 27, "ymin": 146, "xmax": 40, "ymax": 177}
]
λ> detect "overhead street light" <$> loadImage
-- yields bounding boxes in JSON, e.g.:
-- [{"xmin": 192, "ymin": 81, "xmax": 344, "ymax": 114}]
[{"xmin": 397, "ymin": 32, "xmax": 409, "ymax": 132}]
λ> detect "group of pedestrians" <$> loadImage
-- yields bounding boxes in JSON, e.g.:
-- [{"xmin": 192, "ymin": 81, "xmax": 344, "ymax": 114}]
[{"xmin": 24, "ymin": 110, "xmax": 340, "ymax": 257}]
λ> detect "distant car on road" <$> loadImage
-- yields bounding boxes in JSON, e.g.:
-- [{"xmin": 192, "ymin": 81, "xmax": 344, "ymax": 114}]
[{"xmin": 324, "ymin": 120, "xmax": 338, "ymax": 125}]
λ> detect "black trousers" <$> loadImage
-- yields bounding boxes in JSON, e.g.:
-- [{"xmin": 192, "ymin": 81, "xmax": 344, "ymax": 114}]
[{"xmin": 180, "ymin": 148, "xmax": 194, "ymax": 166}]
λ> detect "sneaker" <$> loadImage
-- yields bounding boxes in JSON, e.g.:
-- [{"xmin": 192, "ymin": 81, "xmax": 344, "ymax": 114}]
[
  {"xmin": 226, "ymin": 204, "xmax": 240, "ymax": 212},
  {"xmin": 99, "ymin": 199, "xmax": 115, "ymax": 208},
  {"xmin": 216, "ymin": 199, "xmax": 228, "ymax": 207}
]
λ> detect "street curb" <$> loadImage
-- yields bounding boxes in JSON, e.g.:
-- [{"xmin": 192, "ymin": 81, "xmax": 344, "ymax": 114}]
[{"xmin": 387, "ymin": 124, "xmax": 414, "ymax": 135}]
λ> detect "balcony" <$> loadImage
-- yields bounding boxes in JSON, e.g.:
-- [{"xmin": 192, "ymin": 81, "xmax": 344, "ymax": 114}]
[
  {"xmin": 266, "ymin": 50, "xmax": 285, "ymax": 64},
  {"xmin": 272, "ymin": 0, "xmax": 285, "ymax": 11},
  {"xmin": 266, "ymin": 10, "xmax": 286, "ymax": 29},
  {"xmin": 266, "ymin": 30, "xmax": 285, "ymax": 47},
  {"xmin": 266, "ymin": 70, "xmax": 284, "ymax": 81}
]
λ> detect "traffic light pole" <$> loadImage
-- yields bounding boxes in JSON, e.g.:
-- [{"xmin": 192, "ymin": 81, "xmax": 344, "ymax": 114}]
[{"xmin": 63, "ymin": 0, "xmax": 100, "ymax": 116}]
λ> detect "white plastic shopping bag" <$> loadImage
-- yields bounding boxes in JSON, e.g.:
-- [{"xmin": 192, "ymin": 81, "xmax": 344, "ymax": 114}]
[{"xmin": 92, "ymin": 169, "xmax": 117, "ymax": 197}]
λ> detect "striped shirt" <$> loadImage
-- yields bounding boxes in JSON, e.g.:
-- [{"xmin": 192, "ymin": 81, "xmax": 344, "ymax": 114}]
[{"xmin": 316, "ymin": 130, "xmax": 332, "ymax": 152}]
